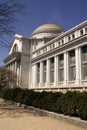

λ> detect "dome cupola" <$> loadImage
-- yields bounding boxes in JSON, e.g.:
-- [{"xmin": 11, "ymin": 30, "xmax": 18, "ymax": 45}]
[{"xmin": 31, "ymin": 23, "xmax": 64, "ymax": 36}]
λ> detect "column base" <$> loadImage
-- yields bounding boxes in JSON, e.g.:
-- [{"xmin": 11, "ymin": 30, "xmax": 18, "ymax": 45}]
[{"xmin": 46, "ymin": 82, "xmax": 50, "ymax": 87}]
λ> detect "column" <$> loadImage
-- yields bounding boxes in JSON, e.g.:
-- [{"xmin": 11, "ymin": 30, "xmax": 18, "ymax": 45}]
[
  {"xmin": 31, "ymin": 65, "xmax": 34, "ymax": 88},
  {"xmin": 10, "ymin": 62, "xmax": 12, "ymax": 70},
  {"xmin": 14, "ymin": 61, "xmax": 17, "ymax": 73},
  {"xmin": 12, "ymin": 62, "xmax": 15, "ymax": 72},
  {"xmin": 83, "ymin": 28, "xmax": 85, "ymax": 35},
  {"xmin": 16, "ymin": 61, "xmax": 19, "ymax": 86},
  {"xmin": 64, "ymin": 52, "xmax": 68, "ymax": 85},
  {"xmin": 33, "ymin": 64, "xmax": 37, "ymax": 87},
  {"xmin": 46, "ymin": 58, "xmax": 50, "ymax": 86},
  {"xmin": 75, "ymin": 47, "xmax": 80, "ymax": 84},
  {"xmin": 14, "ymin": 61, "xmax": 17, "ymax": 87},
  {"xmin": 19, "ymin": 63, "xmax": 21, "ymax": 87},
  {"xmin": 40, "ymin": 61, "xmax": 43, "ymax": 87},
  {"xmin": 78, "ymin": 47, "xmax": 82, "ymax": 84},
  {"xmin": 8, "ymin": 64, "xmax": 10, "ymax": 70},
  {"xmin": 54, "ymin": 56, "xmax": 58, "ymax": 86}
]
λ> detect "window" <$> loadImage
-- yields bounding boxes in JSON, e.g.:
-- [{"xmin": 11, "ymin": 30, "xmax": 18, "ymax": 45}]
[
  {"xmin": 58, "ymin": 41, "xmax": 60, "ymax": 46},
  {"xmin": 68, "ymin": 36, "xmax": 71, "ymax": 41},
  {"xmin": 62, "ymin": 39, "xmax": 64, "ymax": 44},
  {"xmin": 43, "ymin": 60, "xmax": 46, "ymax": 83},
  {"xmin": 37, "ymin": 63, "xmax": 40, "ymax": 84},
  {"xmin": 69, "ymin": 50, "xmax": 76, "ymax": 81},
  {"xmin": 12, "ymin": 44, "xmax": 18, "ymax": 52},
  {"xmin": 50, "ymin": 57, "xmax": 54, "ymax": 82},
  {"xmin": 59, "ymin": 54, "xmax": 64, "ymax": 82},
  {"xmin": 53, "ymin": 43, "xmax": 55, "ymax": 48},
  {"xmin": 85, "ymin": 28, "xmax": 87, "ymax": 33},
  {"xmin": 72, "ymin": 34, "xmax": 75, "ymax": 40},
  {"xmin": 80, "ymin": 29, "xmax": 83, "ymax": 36},
  {"xmin": 82, "ymin": 46, "xmax": 87, "ymax": 80},
  {"xmin": 82, "ymin": 64, "xmax": 87, "ymax": 80}
]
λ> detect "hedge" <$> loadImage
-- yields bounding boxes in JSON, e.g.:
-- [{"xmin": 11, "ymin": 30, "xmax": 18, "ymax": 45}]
[{"xmin": 0, "ymin": 88, "xmax": 87, "ymax": 120}]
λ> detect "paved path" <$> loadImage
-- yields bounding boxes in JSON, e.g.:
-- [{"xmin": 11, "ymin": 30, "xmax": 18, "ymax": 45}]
[{"xmin": 0, "ymin": 100, "xmax": 86, "ymax": 130}]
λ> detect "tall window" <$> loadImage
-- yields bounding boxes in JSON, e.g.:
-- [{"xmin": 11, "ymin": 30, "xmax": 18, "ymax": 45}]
[
  {"xmin": 69, "ymin": 50, "xmax": 76, "ymax": 81},
  {"xmin": 43, "ymin": 60, "xmax": 46, "ymax": 83},
  {"xmin": 82, "ymin": 46, "xmax": 87, "ymax": 80},
  {"xmin": 12, "ymin": 44, "xmax": 18, "ymax": 52},
  {"xmin": 50, "ymin": 57, "xmax": 54, "ymax": 82},
  {"xmin": 59, "ymin": 54, "xmax": 64, "ymax": 82},
  {"xmin": 37, "ymin": 63, "xmax": 40, "ymax": 84}
]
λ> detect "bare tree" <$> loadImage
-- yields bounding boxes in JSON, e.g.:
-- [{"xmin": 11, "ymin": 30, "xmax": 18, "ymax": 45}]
[
  {"xmin": 0, "ymin": 0, "xmax": 24, "ymax": 47},
  {"xmin": 0, "ymin": 66, "xmax": 17, "ymax": 89}
]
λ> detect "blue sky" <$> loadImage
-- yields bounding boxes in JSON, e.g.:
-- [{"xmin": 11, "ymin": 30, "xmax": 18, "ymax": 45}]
[{"xmin": 0, "ymin": 0, "xmax": 87, "ymax": 66}]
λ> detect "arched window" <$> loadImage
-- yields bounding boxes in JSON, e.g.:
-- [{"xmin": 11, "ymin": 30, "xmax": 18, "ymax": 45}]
[{"xmin": 12, "ymin": 44, "xmax": 18, "ymax": 52}]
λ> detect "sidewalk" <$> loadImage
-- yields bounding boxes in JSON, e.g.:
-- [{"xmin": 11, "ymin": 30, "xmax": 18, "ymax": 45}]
[{"xmin": 0, "ymin": 99, "xmax": 86, "ymax": 130}]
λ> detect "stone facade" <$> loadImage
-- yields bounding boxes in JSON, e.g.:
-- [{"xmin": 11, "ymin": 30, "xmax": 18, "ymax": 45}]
[{"xmin": 4, "ymin": 21, "xmax": 87, "ymax": 92}]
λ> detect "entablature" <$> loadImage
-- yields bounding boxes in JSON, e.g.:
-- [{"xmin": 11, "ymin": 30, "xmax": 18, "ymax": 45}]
[{"xmin": 3, "ymin": 52, "xmax": 21, "ymax": 64}]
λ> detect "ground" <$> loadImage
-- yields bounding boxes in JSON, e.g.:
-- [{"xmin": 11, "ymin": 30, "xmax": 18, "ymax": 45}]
[{"xmin": 0, "ymin": 99, "xmax": 86, "ymax": 130}]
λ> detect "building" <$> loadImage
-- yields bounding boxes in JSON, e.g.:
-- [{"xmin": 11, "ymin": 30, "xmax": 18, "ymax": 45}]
[{"xmin": 4, "ymin": 21, "xmax": 87, "ymax": 92}]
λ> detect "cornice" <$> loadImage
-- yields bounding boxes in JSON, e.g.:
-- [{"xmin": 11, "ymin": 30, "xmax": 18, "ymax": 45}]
[
  {"xmin": 31, "ymin": 34, "xmax": 87, "ymax": 63},
  {"xmin": 3, "ymin": 52, "xmax": 21, "ymax": 63}
]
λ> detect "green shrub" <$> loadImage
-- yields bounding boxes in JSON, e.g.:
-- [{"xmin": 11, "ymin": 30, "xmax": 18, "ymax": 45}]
[
  {"xmin": 0, "ymin": 89, "xmax": 6, "ymax": 98},
  {"xmin": 77, "ymin": 92, "xmax": 87, "ymax": 120},
  {"xmin": 0, "ymin": 88, "xmax": 87, "ymax": 120},
  {"xmin": 20, "ymin": 89, "xmax": 30, "ymax": 104},
  {"xmin": 3, "ymin": 88, "xmax": 14, "ymax": 100}
]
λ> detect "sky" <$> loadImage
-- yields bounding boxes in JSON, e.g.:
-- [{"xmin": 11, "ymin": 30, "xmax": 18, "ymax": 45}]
[{"xmin": 0, "ymin": 0, "xmax": 87, "ymax": 66}]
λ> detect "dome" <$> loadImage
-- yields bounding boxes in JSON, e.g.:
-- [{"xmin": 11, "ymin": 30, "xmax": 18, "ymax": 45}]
[{"xmin": 31, "ymin": 23, "xmax": 64, "ymax": 36}]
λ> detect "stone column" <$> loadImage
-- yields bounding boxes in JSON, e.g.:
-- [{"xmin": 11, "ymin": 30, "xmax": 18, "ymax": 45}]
[
  {"xmin": 10, "ymin": 62, "xmax": 12, "ymax": 70},
  {"xmin": 46, "ymin": 58, "xmax": 50, "ymax": 86},
  {"xmin": 19, "ymin": 63, "xmax": 21, "ymax": 87},
  {"xmin": 75, "ymin": 47, "xmax": 80, "ymax": 84},
  {"xmin": 12, "ymin": 62, "xmax": 13, "ymax": 71},
  {"xmin": 54, "ymin": 56, "xmax": 58, "ymax": 86},
  {"xmin": 64, "ymin": 52, "xmax": 68, "ymax": 85},
  {"xmin": 33, "ymin": 64, "xmax": 37, "ymax": 87},
  {"xmin": 8, "ymin": 64, "xmax": 10, "ymax": 70},
  {"xmin": 14, "ymin": 61, "xmax": 17, "ymax": 74},
  {"xmin": 79, "ymin": 47, "xmax": 82, "ymax": 84},
  {"xmin": 16, "ymin": 61, "xmax": 20, "ymax": 86},
  {"xmin": 40, "ymin": 61, "xmax": 43, "ymax": 87},
  {"xmin": 31, "ymin": 65, "xmax": 34, "ymax": 88},
  {"xmin": 83, "ymin": 28, "xmax": 85, "ymax": 34}
]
